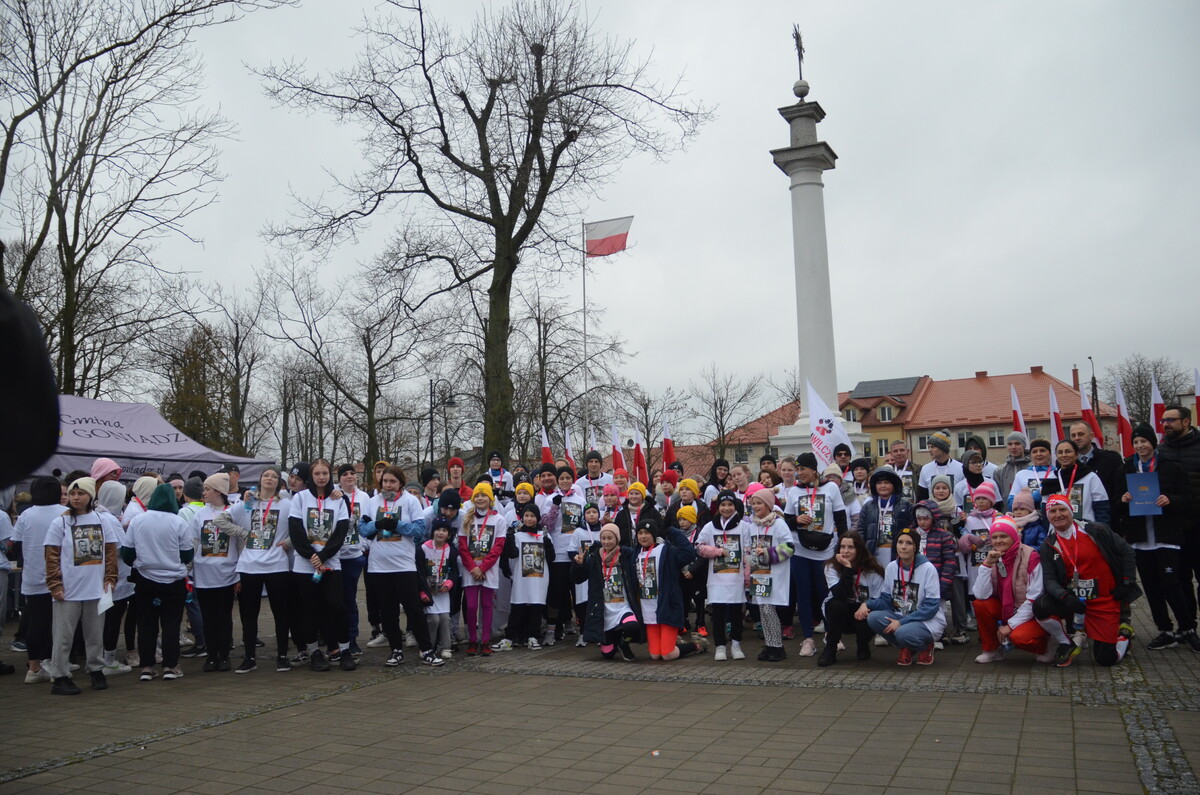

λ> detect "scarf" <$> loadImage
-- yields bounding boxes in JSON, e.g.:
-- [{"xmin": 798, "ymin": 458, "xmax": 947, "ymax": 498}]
[
  {"xmin": 996, "ymin": 540, "xmax": 1039, "ymax": 621},
  {"xmin": 750, "ymin": 509, "xmax": 776, "ymax": 529},
  {"xmin": 935, "ymin": 493, "xmax": 958, "ymax": 519},
  {"xmin": 1011, "ymin": 511, "xmax": 1040, "ymax": 530},
  {"xmin": 964, "ymin": 468, "xmax": 985, "ymax": 488}
]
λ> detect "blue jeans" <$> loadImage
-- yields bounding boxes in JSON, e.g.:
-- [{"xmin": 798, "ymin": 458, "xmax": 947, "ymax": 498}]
[
  {"xmin": 186, "ymin": 585, "xmax": 205, "ymax": 647},
  {"xmin": 867, "ymin": 610, "xmax": 934, "ymax": 650},
  {"xmin": 341, "ymin": 554, "xmax": 367, "ymax": 643}
]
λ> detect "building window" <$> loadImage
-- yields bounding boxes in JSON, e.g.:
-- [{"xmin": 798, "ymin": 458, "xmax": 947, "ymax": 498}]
[
  {"xmin": 844, "ymin": 408, "xmax": 858, "ymax": 423},
  {"xmin": 877, "ymin": 438, "xmax": 889, "ymax": 457},
  {"xmin": 877, "ymin": 405, "xmax": 894, "ymax": 422},
  {"xmin": 988, "ymin": 430, "xmax": 1006, "ymax": 447},
  {"xmin": 734, "ymin": 447, "xmax": 748, "ymax": 464},
  {"xmin": 916, "ymin": 435, "xmax": 930, "ymax": 452},
  {"xmin": 957, "ymin": 432, "xmax": 970, "ymax": 450}
]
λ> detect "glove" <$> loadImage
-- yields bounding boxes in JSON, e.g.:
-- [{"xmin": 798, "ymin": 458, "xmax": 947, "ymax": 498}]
[
  {"xmin": 375, "ymin": 516, "xmax": 398, "ymax": 533},
  {"xmin": 552, "ymin": 494, "xmax": 563, "ymax": 505},
  {"xmin": 1110, "ymin": 584, "xmax": 1133, "ymax": 603},
  {"xmin": 1063, "ymin": 594, "xmax": 1087, "ymax": 615}
]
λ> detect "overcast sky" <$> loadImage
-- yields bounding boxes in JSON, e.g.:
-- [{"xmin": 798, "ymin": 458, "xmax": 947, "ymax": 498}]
[{"xmin": 169, "ymin": 0, "xmax": 1200, "ymax": 406}]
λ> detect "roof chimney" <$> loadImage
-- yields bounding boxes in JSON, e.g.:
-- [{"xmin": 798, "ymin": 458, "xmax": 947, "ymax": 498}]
[
  {"xmin": 1030, "ymin": 365, "xmax": 1044, "ymax": 376},
  {"xmin": 1072, "ymin": 366, "xmax": 1080, "ymax": 390},
  {"xmin": 975, "ymin": 370, "xmax": 987, "ymax": 379}
]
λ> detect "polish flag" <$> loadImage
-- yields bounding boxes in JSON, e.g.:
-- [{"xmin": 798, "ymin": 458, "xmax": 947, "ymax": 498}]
[
  {"xmin": 662, "ymin": 420, "xmax": 677, "ymax": 469},
  {"xmin": 588, "ymin": 426, "xmax": 598, "ymax": 452},
  {"xmin": 1048, "ymin": 386, "xmax": 1063, "ymax": 450},
  {"xmin": 632, "ymin": 428, "xmax": 649, "ymax": 486},
  {"xmin": 610, "ymin": 425, "xmax": 626, "ymax": 472},
  {"xmin": 540, "ymin": 426, "xmax": 554, "ymax": 465},
  {"xmin": 584, "ymin": 216, "xmax": 634, "ymax": 257},
  {"xmin": 1194, "ymin": 368, "xmax": 1199, "ymax": 422},
  {"xmin": 563, "ymin": 427, "xmax": 577, "ymax": 475},
  {"xmin": 1080, "ymin": 390, "xmax": 1104, "ymax": 448},
  {"xmin": 1114, "ymin": 380, "xmax": 1134, "ymax": 458},
  {"xmin": 1010, "ymin": 385, "xmax": 1027, "ymax": 437},
  {"xmin": 1151, "ymin": 377, "xmax": 1165, "ymax": 439}
]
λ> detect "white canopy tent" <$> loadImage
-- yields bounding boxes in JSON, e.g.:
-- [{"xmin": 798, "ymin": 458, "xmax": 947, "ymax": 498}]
[{"xmin": 33, "ymin": 395, "xmax": 276, "ymax": 485}]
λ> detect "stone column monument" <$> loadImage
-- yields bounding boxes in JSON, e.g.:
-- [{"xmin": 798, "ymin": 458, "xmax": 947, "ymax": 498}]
[{"xmin": 770, "ymin": 29, "xmax": 868, "ymax": 459}]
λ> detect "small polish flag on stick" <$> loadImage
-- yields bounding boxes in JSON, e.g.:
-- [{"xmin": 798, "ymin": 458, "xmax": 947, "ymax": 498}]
[
  {"xmin": 662, "ymin": 420, "xmax": 677, "ymax": 469},
  {"xmin": 540, "ymin": 426, "xmax": 554, "ymax": 465},
  {"xmin": 1010, "ymin": 385, "xmax": 1027, "ymax": 437},
  {"xmin": 563, "ymin": 427, "xmax": 576, "ymax": 475},
  {"xmin": 632, "ymin": 428, "xmax": 649, "ymax": 486},
  {"xmin": 1114, "ymin": 380, "xmax": 1134, "ymax": 458},
  {"xmin": 584, "ymin": 216, "xmax": 634, "ymax": 257},
  {"xmin": 1080, "ymin": 390, "xmax": 1104, "ymax": 448},
  {"xmin": 1048, "ymin": 387, "xmax": 1063, "ymax": 450},
  {"xmin": 1151, "ymin": 377, "xmax": 1166, "ymax": 439},
  {"xmin": 610, "ymin": 425, "xmax": 626, "ymax": 472}
]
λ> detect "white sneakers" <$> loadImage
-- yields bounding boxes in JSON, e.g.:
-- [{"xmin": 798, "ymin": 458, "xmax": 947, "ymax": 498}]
[
  {"xmin": 799, "ymin": 638, "xmax": 817, "ymax": 657},
  {"xmin": 714, "ymin": 645, "xmax": 727, "ymax": 661},
  {"xmin": 975, "ymin": 649, "xmax": 1005, "ymax": 664},
  {"xmin": 874, "ymin": 634, "xmax": 888, "ymax": 647},
  {"xmin": 366, "ymin": 634, "xmax": 389, "ymax": 648},
  {"xmin": 730, "ymin": 641, "xmax": 745, "ymax": 660},
  {"xmin": 24, "ymin": 668, "xmax": 51, "ymax": 684}
]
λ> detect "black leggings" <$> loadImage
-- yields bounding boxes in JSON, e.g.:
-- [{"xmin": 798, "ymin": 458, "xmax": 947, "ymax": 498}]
[
  {"xmin": 102, "ymin": 596, "xmax": 136, "ymax": 651},
  {"xmin": 366, "ymin": 571, "xmax": 431, "ymax": 653},
  {"xmin": 510, "ymin": 603, "xmax": 543, "ymax": 643},
  {"xmin": 600, "ymin": 626, "xmax": 636, "ymax": 659},
  {"xmin": 292, "ymin": 571, "xmax": 348, "ymax": 650},
  {"xmin": 135, "ymin": 576, "xmax": 186, "ymax": 669},
  {"xmin": 238, "ymin": 571, "xmax": 292, "ymax": 657},
  {"xmin": 196, "ymin": 585, "xmax": 236, "ymax": 660},
  {"xmin": 680, "ymin": 574, "xmax": 707, "ymax": 631},
  {"xmin": 710, "ymin": 602, "xmax": 743, "ymax": 646},
  {"xmin": 24, "ymin": 593, "xmax": 53, "ymax": 662},
  {"xmin": 546, "ymin": 562, "xmax": 572, "ymax": 632},
  {"xmin": 823, "ymin": 598, "xmax": 873, "ymax": 650}
]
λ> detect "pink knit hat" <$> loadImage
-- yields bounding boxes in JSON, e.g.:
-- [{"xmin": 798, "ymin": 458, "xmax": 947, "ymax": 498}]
[
  {"xmin": 989, "ymin": 515, "xmax": 1020, "ymax": 545},
  {"xmin": 973, "ymin": 482, "xmax": 998, "ymax": 505},
  {"xmin": 91, "ymin": 457, "xmax": 122, "ymax": 481}
]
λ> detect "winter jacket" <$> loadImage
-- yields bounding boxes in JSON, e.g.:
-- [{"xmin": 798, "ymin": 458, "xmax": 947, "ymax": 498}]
[
  {"xmin": 571, "ymin": 545, "xmax": 644, "ymax": 643},
  {"xmin": 1116, "ymin": 454, "xmax": 1191, "ymax": 547},
  {"xmin": 994, "ymin": 453, "xmax": 1031, "ymax": 504},
  {"xmin": 614, "ymin": 503, "xmax": 661, "ymax": 547},
  {"xmin": 1039, "ymin": 521, "xmax": 1141, "ymax": 604},
  {"xmin": 634, "ymin": 526, "xmax": 698, "ymax": 629},
  {"xmin": 922, "ymin": 527, "xmax": 959, "ymax": 598},
  {"xmin": 1158, "ymin": 428, "xmax": 1200, "ymax": 533}
]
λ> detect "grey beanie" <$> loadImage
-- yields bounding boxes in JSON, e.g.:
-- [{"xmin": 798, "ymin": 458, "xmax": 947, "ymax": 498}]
[
  {"xmin": 1005, "ymin": 431, "xmax": 1029, "ymax": 449},
  {"xmin": 183, "ymin": 476, "xmax": 204, "ymax": 501}
]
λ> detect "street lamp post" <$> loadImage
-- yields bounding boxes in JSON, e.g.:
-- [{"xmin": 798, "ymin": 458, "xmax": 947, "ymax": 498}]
[
  {"xmin": 1087, "ymin": 356, "xmax": 1099, "ymax": 412},
  {"xmin": 429, "ymin": 378, "xmax": 456, "ymax": 468}
]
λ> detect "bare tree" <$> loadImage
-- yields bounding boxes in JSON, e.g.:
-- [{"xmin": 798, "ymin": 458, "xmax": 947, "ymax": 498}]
[
  {"xmin": 768, "ymin": 366, "xmax": 804, "ymax": 408},
  {"xmin": 1103, "ymin": 354, "xmax": 1190, "ymax": 425},
  {"xmin": 259, "ymin": 0, "xmax": 710, "ymax": 457},
  {"xmin": 687, "ymin": 364, "xmax": 764, "ymax": 461},
  {"xmin": 620, "ymin": 387, "xmax": 681, "ymax": 474}
]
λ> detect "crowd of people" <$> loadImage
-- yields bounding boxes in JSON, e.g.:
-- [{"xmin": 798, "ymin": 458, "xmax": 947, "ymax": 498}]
[{"xmin": 1, "ymin": 404, "xmax": 1197, "ymax": 694}]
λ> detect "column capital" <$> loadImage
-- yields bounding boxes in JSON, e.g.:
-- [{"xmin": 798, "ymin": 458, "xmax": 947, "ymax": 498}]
[{"xmin": 770, "ymin": 142, "xmax": 838, "ymax": 175}]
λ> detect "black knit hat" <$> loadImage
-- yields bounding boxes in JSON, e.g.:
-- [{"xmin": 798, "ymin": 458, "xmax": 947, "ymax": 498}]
[
  {"xmin": 796, "ymin": 452, "xmax": 819, "ymax": 472},
  {"xmin": 487, "ymin": 450, "xmax": 503, "ymax": 464},
  {"xmin": 832, "ymin": 443, "xmax": 851, "ymax": 457},
  {"xmin": 337, "ymin": 463, "xmax": 356, "ymax": 478},
  {"xmin": 437, "ymin": 489, "xmax": 462, "ymax": 511},
  {"xmin": 585, "ymin": 450, "xmax": 603, "ymax": 463},
  {"xmin": 520, "ymin": 502, "xmax": 541, "ymax": 521},
  {"xmin": 420, "ymin": 467, "xmax": 440, "ymax": 487},
  {"xmin": 289, "ymin": 462, "xmax": 311, "ymax": 482},
  {"xmin": 431, "ymin": 516, "xmax": 456, "ymax": 537},
  {"xmin": 1030, "ymin": 439, "xmax": 1052, "ymax": 453},
  {"xmin": 538, "ymin": 463, "xmax": 557, "ymax": 476},
  {"xmin": 1131, "ymin": 423, "xmax": 1158, "ymax": 447}
]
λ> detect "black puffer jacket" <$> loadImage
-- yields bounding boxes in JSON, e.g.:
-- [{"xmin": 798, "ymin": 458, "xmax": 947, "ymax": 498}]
[
  {"xmin": 1117, "ymin": 454, "xmax": 1191, "ymax": 546},
  {"xmin": 1158, "ymin": 428, "xmax": 1200, "ymax": 532}
]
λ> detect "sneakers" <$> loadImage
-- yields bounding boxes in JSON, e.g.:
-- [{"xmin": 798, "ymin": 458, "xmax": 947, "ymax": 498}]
[
  {"xmin": 1180, "ymin": 629, "xmax": 1200, "ymax": 653},
  {"xmin": 51, "ymin": 676, "xmax": 81, "ymax": 695},
  {"xmin": 543, "ymin": 630, "xmax": 556, "ymax": 647},
  {"xmin": 217, "ymin": 657, "xmax": 231, "ymax": 672},
  {"xmin": 90, "ymin": 670, "xmax": 108, "ymax": 690},
  {"xmin": 730, "ymin": 641, "xmax": 745, "ymax": 660},
  {"xmin": 202, "ymin": 658, "xmax": 218, "ymax": 673},
  {"xmin": 421, "ymin": 650, "xmax": 445, "ymax": 667},
  {"xmin": 466, "ymin": 643, "xmax": 478, "ymax": 656},
  {"xmin": 481, "ymin": 645, "xmax": 493, "ymax": 656},
  {"xmin": 1072, "ymin": 630, "xmax": 1089, "ymax": 649},
  {"xmin": 101, "ymin": 662, "xmax": 132, "ymax": 675},
  {"xmin": 1054, "ymin": 641, "xmax": 1081, "ymax": 667},
  {"xmin": 309, "ymin": 649, "xmax": 331, "ymax": 672},
  {"xmin": 933, "ymin": 641, "xmax": 945, "ymax": 650},
  {"xmin": 404, "ymin": 631, "xmax": 417, "ymax": 648},
  {"xmin": 385, "ymin": 649, "xmax": 404, "ymax": 667},
  {"xmin": 575, "ymin": 637, "xmax": 586, "ymax": 648},
  {"xmin": 617, "ymin": 640, "xmax": 635, "ymax": 661},
  {"xmin": 440, "ymin": 649, "xmax": 452, "ymax": 660},
  {"xmin": 975, "ymin": 649, "xmax": 1005, "ymax": 664},
  {"xmin": 917, "ymin": 644, "xmax": 935, "ymax": 665},
  {"xmin": 349, "ymin": 643, "xmax": 364, "ymax": 658},
  {"xmin": 490, "ymin": 639, "xmax": 514, "ymax": 652},
  {"xmin": 24, "ymin": 668, "xmax": 51, "ymax": 684},
  {"xmin": 817, "ymin": 645, "xmax": 837, "ymax": 667},
  {"xmin": 139, "ymin": 668, "xmax": 157, "ymax": 681},
  {"xmin": 527, "ymin": 638, "xmax": 542, "ymax": 650},
  {"xmin": 1148, "ymin": 632, "xmax": 1179, "ymax": 650},
  {"xmin": 180, "ymin": 645, "xmax": 207, "ymax": 659},
  {"xmin": 162, "ymin": 668, "xmax": 184, "ymax": 680},
  {"xmin": 235, "ymin": 658, "xmax": 257, "ymax": 674},
  {"xmin": 125, "ymin": 652, "xmax": 140, "ymax": 668},
  {"xmin": 697, "ymin": 626, "xmax": 708, "ymax": 638},
  {"xmin": 714, "ymin": 645, "xmax": 728, "ymax": 661},
  {"xmin": 798, "ymin": 638, "xmax": 816, "ymax": 657},
  {"xmin": 813, "ymin": 622, "xmax": 825, "ymax": 633},
  {"xmin": 949, "ymin": 632, "xmax": 970, "ymax": 645},
  {"xmin": 1119, "ymin": 623, "xmax": 1135, "ymax": 640},
  {"xmin": 874, "ymin": 634, "xmax": 888, "ymax": 647},
  {"xmin": 291, "ymin": 650, "xmax": 310, "ymax": 665},
  {"xmin": 339, "ymin": 651, "xmax": 357, "ymax": 671},
  {"xmin": 896, "ymin": 648, "xmax": 914, "ymax": 666},
  {"xmin": 275, "ymin": 655, "xmax": 292, "ymax": 672},
  {"xmin": 366, "ymin": 633, "xmax": 389, "ymax": 649},
  {"xmin": 10, "ymin": 640, "xmax": 27, "ymax": 652},
  {"xmin": 1035, "ymin": 647, "xmax": 1057, "ymax": 663},
  {"xmin": 781, "ymin": 625, "xmax": 795, "ymax": 640}
]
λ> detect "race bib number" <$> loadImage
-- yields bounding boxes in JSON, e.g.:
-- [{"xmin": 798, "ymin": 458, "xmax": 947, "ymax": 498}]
[
  {"xmin": 71, "ymin": 524, "xmax": 105, "ymax": 567},
  {"xmin": 963, "ymin": 495, "xmax": 975, "ymax": 514},
  {"xmin": 578, "ymin": 540, "xmax": 592, "ymax": 559},
  {"xmin": 879, "ymin": 511, "xmax": 894, "ymax": 544},
  {"xmin": 560, "ymin": 502, "xmax": 581, "ymax": 533},
  {"xmin": 801, "ymin": 495, "xmax": 826, "ymax": 532},
  {"xmin": 468, "ymin": 524, "xmax": 495, "ymax": 559},
  {"xmin": 893, "ymin": 580, "xmax": 920, "ymax": 616},
  {"xmin": 1069, "ymin": 485, "xmax": 1084, "ymax": 517},
  {"xmin": 248, "ymin": 509, "xmax": 279, "ymax": 550},
  {"xmin": 971, "ymin": 547, "xmax": 990, "ymax": 566},
  {"xmin": 900, "ymin": 474, "xmax": 914, "ymax": 499},
  {"xmin": 750, "ymin": 573, "xmax": 772, "ymax": 598},
  {"xmin": 201, "ymin": 521, "xmax": 230, "ymax": 557},
  {"xmin": 306, "ymin": 508, "xmax": 333, "ymax": 542},
  {"xmin": 520, "ymin": 541, "xmax": 545, "ymax": 578},
  {"xmin": 603, "ymin": 567, "xmax": 625, "ymax": 603},
  {"xmin": 1073, "ymin": 578, "xmax": 1098, "ymax": 601},
  {"xmin": 714, "ymin": 536, "xmax": 742, "ymax": 574},
  {"xmin": 638, "ymin": 557, "xmax": 658, "ymax": 600},
  {"xmin": 855, "ymin": 584, "xmax": 871, "ymax": 603},
  {"xmin": 750, "ymin": 534, "xmax": 773, "ymax": 575},
  {"xmin": 584, "ymin": 485, "xmax": 601, "ymax": 504}
]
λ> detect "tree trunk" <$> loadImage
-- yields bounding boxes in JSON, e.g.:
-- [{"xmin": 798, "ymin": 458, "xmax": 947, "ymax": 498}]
[{"xmin": 482, "ymin": 250, "xmax": 516, "ymax": 458}]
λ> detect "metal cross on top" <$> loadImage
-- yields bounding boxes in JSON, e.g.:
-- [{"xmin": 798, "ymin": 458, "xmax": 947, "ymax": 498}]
[{"xmin": 792, "ymin": 25, "xmax": 804, "ymax": 80}]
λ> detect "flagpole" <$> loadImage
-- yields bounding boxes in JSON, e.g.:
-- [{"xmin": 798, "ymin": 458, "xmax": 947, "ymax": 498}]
[{"xmin": 582, "ymin": 219, "xmax": 590, "ymax": 448}]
